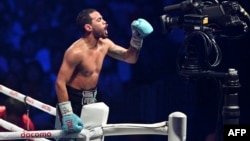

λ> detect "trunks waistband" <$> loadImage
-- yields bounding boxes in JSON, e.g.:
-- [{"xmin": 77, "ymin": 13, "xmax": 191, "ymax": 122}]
[
  {"xmin": 66, "ymin": 85, "xmax": 97, "ymax": 105},
  {"xmin": 66, "ymin": 85, "xmax": 97, "ymax": 95}
]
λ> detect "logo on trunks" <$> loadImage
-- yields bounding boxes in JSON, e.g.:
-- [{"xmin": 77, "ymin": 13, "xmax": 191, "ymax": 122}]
[
  {"xmin": 21, "ymin": 131, "xmax": 52, "ymax": 138},
  {"xmin": 83, "ymin": 91, "xmax": 96, "ymax": 104}
]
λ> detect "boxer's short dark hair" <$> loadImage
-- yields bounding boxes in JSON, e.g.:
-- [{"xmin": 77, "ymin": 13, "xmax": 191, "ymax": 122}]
[{"xmin": 76, "ymin": 8, "xmax": 97, "ymax": 34}]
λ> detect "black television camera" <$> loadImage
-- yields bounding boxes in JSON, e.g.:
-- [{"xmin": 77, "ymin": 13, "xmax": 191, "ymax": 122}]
[
  {"xmin": 160, "ymin": 0, "xmax": 250, "ymax": 35},
  {"xmin": 160, "ymin": 0, "xmax": 250, "ymax": 78},
  {"xmin": 160, "ymin": 2, "xmax": 249, "ymax": 140}
]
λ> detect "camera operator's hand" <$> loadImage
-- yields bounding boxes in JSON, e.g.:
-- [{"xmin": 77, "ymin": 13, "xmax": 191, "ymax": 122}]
[{"xmin": 130, "ymin": 18, "xmax": 153, "ymax": 50}]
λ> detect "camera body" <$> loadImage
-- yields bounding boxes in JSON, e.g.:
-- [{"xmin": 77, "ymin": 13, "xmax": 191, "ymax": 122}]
[
  {"xmin": 160, "ymin": 0, "xmax": 250, "ymax": 79},
  {"xmin": 160, "ymin": 0, "xmax": 249, "ymax": 35}
]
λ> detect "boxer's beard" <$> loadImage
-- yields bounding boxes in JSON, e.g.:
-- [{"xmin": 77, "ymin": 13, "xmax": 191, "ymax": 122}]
[{"xmin": 93, "ymin": 29, "xmax": 108, "ymax": 39}]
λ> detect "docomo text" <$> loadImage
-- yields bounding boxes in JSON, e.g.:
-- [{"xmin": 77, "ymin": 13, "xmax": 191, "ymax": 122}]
[{"xmin": 21, "ymin": 131, "xmax": 52, "ymax": 138}]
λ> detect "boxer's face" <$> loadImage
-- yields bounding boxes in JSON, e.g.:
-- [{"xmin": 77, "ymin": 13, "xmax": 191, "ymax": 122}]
[{"xmin": 89, "ymin": 11, "xmax": 108, "ymax": 39}]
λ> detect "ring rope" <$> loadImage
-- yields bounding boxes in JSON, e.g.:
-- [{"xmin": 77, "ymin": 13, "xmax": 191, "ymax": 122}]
[
  {"xmin": 0, "ymin": 84, "xmax": 56, "ymax": 116},
  {"xmin": 0, "ymin": 118, "xmax": 50, "ymax": 141},
  {"xmin": 0, "ymin": 121, "xmax": 168, "ymax": 140},
  {"xmin": 0, "ymin": 84, "xmax": 186, "ymax": 141}
]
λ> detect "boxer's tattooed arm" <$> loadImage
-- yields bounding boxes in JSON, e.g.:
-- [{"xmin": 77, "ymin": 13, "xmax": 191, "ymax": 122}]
[{"xmin": 108, "ymin": 45, "xmax": 140, "ymax": 63}]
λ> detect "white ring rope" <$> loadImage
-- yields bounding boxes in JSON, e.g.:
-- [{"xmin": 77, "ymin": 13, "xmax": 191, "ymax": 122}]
[
  {"xmin": 0, "ymin": 84, "xmax": 56, "ymax": 116},
  {"xmin": 0, "ymin": 119, "xmax": 50, "ymax": 141},
  {"xmin": 0, "ymin": 122, "xmax": 168, "ymax": 140},
  {"xmin": 0, "ymin": 84, "xmax": 187, "ymax": 141}
]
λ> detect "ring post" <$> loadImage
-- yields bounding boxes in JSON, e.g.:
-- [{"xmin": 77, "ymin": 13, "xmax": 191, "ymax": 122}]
[{"xmin": 168, "ymin": 111, "xmax": 187, "ymax": 141}]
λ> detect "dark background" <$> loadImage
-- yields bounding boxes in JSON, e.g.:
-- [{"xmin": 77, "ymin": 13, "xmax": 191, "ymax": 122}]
[{"xmin": 0, "ymin": 0, "xmax": 250, "ymax": 141}]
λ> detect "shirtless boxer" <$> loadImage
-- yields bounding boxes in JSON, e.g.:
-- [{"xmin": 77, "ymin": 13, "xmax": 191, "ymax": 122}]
[{"xmin": 55, "ymin": 8, "xmax": 153, "ymax": 133}]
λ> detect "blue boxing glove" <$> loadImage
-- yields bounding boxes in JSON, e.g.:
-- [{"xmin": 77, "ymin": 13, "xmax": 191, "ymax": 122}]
[
  {"xmin": 58, "ymin": 101, "xmax": 83, "ymax": 133},
  {"xmin": 130, "ymin": 18, "xmax": 153, "ymax": 49}
]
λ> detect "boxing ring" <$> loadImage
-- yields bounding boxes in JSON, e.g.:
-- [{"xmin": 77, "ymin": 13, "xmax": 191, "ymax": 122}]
[{"xmin": 0, "ymin": 84, "xmax": 187, "ymax": 141}]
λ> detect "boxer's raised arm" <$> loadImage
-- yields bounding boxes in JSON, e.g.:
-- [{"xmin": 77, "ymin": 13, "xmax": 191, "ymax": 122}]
[{"xmin": 107, "ymin": 18, "xmax": 153, "ymax": 63}]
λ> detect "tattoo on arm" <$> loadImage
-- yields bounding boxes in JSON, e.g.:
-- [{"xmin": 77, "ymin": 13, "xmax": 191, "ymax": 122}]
[
  {"xmin": 108, "ymin": 45, "xmax": 140, "ymax": 61},
  {"xmin": 128, "ymin": 46, "xmax": 140, "ymax": 56}
]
